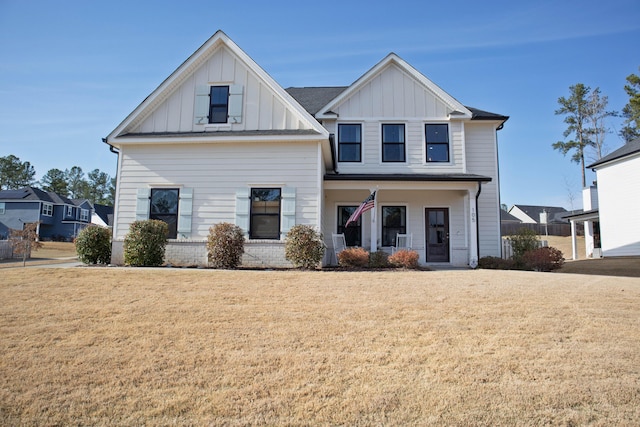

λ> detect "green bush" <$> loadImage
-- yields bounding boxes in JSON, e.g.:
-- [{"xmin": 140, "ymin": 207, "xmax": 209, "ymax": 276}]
[
  {"xmin": 388, "ymin": 249, "xmax": 420, "ymax": 269},
  {"xmin": 507, "ymin": 228, "xmax": 540, "ymax": 261},
  {"xmin": 369, "ymin": 251, "xmax": 390, "ymax": 268},
  {"xmin": 207, "ymin": 222, "xmax": 245, "ymax": 269},
  {"xmin": 285, "ymin": 224, "xmax": 325, "ymax": 269},
  {"xmin": 522, "ymin": 246, "xmax": 565, "ymax": 272},
  {"xmin": 478, "ymin": 256, "xmax": 516, "ymax": 270},
  {"xmin": 75, "ymin": 225, "xmax": 112, "ymax": 265},
  {"xmin": 338, "ymin": 247, "xmax": 370, "ymax": 268},
  {"xmin": 123, "ymin": 220, "xmax": 168, "ymax": 267}
]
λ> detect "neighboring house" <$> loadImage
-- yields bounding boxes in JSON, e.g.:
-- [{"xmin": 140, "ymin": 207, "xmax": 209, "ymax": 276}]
[
  {"xmin": 500, "ymin": 209, "xmax": 522, "ymax": 224},
  {"xmin": 91, "ymin": 203, "xmax": 114, "ymax": 228},
  {"xmin": 565, "ymin": 138, "xmax": 640, "ymax": 258},
  {"xmin": 508, "ymin": 205, "xmax": 569, "ymax": 224},
  {"xmin": 104, "ymin": 30, "xmax": 508, "ymax": 268},
  {"xmin": 0, "ymin": 187, "xmax": 93, "ymax": 241}
]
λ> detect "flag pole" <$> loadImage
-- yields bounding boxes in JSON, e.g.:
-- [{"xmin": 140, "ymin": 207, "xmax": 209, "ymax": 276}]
[{"xmin": 370, "ymin": 187, "xmax": 378, "ymax": 253}]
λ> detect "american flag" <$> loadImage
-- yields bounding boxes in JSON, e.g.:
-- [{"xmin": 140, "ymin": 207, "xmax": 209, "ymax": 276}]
[{"xmin": 345, "ymin": 191, "xmax": 376, "ymax": 227}]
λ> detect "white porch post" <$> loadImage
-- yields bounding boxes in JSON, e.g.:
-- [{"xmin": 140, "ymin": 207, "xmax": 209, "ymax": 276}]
[
  {"xmin": 570, "ymin": 219, "xmax": 578, "ymax": 260},
  {"xmin": 468, "ymin": 189, "xmax": 478, "ymax": 268},
  {"xmin": 370, "ymin": 188, "xmax": 377, "ymax": 253}
]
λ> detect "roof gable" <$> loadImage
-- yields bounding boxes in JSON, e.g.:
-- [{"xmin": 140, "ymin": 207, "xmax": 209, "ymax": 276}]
[
  {"xmin": 107, "ymin": 30, "xmax": 327, "ymax": 143},
  {"xmin": 316, "ymin": 53, "xmax": 472, "ymax": 120}
]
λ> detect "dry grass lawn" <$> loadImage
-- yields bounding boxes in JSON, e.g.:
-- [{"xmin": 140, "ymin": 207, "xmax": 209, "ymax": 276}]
[{"xmin": 1, "ymin": 268, "xmax": 639, "ymax": 425}]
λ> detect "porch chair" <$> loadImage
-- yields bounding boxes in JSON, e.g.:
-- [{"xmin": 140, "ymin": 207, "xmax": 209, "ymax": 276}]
[
  {"xmin": 332, "ymin": 233, "xmax": 347, "ymax": 265},
  {"xmin": 392, "ymin": 233, "xmax": 412, "ymax": 254}
]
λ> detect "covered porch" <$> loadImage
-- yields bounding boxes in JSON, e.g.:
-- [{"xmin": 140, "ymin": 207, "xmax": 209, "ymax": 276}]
[{"xmin": 322, "ymin": 174, "xmax": 491, "ymax": 267}]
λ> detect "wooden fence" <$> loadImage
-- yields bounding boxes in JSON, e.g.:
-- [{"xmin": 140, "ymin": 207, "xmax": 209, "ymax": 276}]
[
  {"xmin": 501, "ymin": 222, "xmax": 582, "ymax": 237},
  {"xmin": 0, "ymin": 240, "xmax": 15, "ymax": 260}
]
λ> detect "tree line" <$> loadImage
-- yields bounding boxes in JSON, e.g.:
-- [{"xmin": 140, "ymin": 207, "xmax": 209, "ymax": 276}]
[
  {"xmin": 0, "ymin": 154, "xmax": 115, "ymax": 206},
  {"xmin": 553, "ymin": 67, "xmax": 640, "ymax": 187}
]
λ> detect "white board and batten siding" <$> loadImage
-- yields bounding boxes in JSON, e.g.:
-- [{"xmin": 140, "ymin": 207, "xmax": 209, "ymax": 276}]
[
  {"xmin": 596, "ymin": 155, "xmax": 640, "ymax": 256},
  {"xmin": 113, "ymin": 141, "xmax": 322, "ymax": 241},
  {"xmin": 132, "ymin": 45, "xmax": 314, "ymax": 135}
]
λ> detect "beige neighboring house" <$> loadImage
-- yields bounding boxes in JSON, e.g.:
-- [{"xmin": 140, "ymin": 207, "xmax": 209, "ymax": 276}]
[
  {"xmin": 565, "ymin": 137, "xmax": 640, "ymax": 259},
  {"xmin": 104, "ymin": 30, "xmax": 508, "ymax": 268}
]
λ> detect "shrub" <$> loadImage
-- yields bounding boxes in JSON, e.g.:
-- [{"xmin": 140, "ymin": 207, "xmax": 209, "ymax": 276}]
[
  {"xmin": 285, "ymin": 225, "xmax": 325, "ymax": 269},
  {"xmin": 388, "ymin": 249, "xmax": 420, "ymax": 269},
  {"xmin": 507, "ymin": 228, "xmax": 540, "ymax": 262},
  {"xmin": 207, "ymin": 222, "xmax": 245, "ymax": 269},
  {"xmin": 338, "ymin": 247, "xmax": 370, "ymax": 268},
  {"xmin": 123, "ymin": 219, "xmax": 168, "ymax": 267},
  {"xmin": 369, "ymin": 251, "xmax": 390, "ymax": 268},
  {"xmin": 478, "ymin": 256, "xmax": 516, "ymax": 270},
  {"xmin": 522, "ymin": 246, "xmax": 565, "ymax": 272},
  {"xmin": 75, "ymin": 225, "xmax": 112, "ymax": 265}
]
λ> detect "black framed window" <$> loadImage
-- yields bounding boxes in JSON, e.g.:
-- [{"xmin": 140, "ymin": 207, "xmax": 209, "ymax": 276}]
[
  {"xmin": 382, "ymin": 124, "xmax": 405, "ymax": 162},
  {"xmin": 381, "ymin": 206, "xmax": 406, "ymax": 246},
  {"xmin": 337, "ymin": 205, "xmax": 362, "ymax": 247},
  {"xmin": 209, "ymin": 86, "xmax": 229, "ymax": 124},
  {"xmin": 426, "ymin": 124, "xmax": 449, "ymax": 162},
  {"xmin": 150, "ymin": 188, "xmax": 179, "ymax": 239},
  {"xmin": 338, "ymin": 124, "xmax": 361, "ymax": 162},
  {"xmin": 250, "ymin": 188, "xmax": 281, "ymax": 239}
]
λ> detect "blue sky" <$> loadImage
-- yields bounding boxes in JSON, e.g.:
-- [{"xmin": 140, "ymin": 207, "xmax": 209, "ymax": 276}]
[{"xmin": 1, "ymin": 0, "xmax": 638, "ymax": 209}]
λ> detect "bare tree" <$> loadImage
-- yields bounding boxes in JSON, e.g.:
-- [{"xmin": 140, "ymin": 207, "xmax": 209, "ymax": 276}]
[
  {"xmin": 586, "ymin": 87, "xmax": 616, "ymax": 162},
  {"xmin": 9, "ymin": 223, "xmax": 43, "ymax": 267}
]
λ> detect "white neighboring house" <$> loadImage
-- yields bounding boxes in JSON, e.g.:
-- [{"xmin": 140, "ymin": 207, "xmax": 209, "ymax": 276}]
[
  {"xmin": 105, "ymin": 30, "xmax": 508, "ymax": 268},
  {"xmin": 566, "ymin": 138, "xmax": 640, "ymax": 258}
]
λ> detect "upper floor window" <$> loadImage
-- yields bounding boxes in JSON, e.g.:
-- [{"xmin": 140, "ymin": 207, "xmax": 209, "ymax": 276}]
[
  {"xmin": 80, "ymin": 209, "xmax": 89, "ymax": 222},
  {"xmin": 209, "ymin": 86, "xmax": 229, "ymax": 124},
  {"xmin": 337, "ymin": 205, "xmax": 362, "ymax": 247},
  {"xmin": 42, "ymin": 203, "xmax": 53, "ymax": 217},
  {"xmin": 250, "ymin": 188, "xmax": 281, "ymax": 239},
  {"xmin": 338, "ymin": 124, "xmax": 361, "ymax": 162},
  {"xmin": 150, "ymin": 188, "xmax": 179, "ymax": 239},
  {"xmin": 382, "ymin": 124, "xmax": 405, "ymax": 162},
  {"xmin": 0, "ymin": 202, "xmax": 5, "ymax": 215},
  {"xmin": 66, "ymin": 206, "xmax": 74, "ymax": 218},
  {"xmin": 381, "ymin": 206, "xmax": 406, "ymax": 247},
  {"xmin": 426, "ymin": 124, "xmax": 449, "ymax": 162}
]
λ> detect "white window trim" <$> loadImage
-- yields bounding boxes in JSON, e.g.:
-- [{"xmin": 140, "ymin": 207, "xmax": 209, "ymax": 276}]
[
  {"xmin": 80, "ymin": 209, "xmax": 89, "ymax": 222},
  {"xmin": 42, "ymin": 202, "xmax": 53, "ymax": 217}
]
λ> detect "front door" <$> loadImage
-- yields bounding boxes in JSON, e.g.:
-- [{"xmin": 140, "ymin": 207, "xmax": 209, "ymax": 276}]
[{"xmin": 425, "ymin": 208, "xmax": 449, "ymax": 262}]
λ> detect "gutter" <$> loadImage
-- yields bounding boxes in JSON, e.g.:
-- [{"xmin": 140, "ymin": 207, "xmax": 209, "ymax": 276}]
[
  {"xmin": 102, "ymin": 137, "xmax": 119, "ymax": 155},
  {"xmin": 475, "ymin": 180, "xmax": 483, "ymax": 265}
]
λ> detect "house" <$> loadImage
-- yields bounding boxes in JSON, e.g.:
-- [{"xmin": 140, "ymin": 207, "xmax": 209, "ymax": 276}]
[
  {"xmin": 91, "ymin": 203, "xmax": 114, "ymax": 228},
  {"xmin": 508, "ymin": 205, "xmax": 569, "ymax": 224},
  {"xmin": 0, "ymin": 187, "xmax": 93, "ymax": 241},
  {"xmin": 104, "ymin": 30, "xmax": 508, "ymax": 268},
  {"xmin": 564, "ymin": 137, "xmax": 640, "ymax": 258}
]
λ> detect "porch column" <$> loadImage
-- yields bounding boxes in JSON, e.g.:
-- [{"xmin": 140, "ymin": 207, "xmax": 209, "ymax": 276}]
[
  {"xmin": 468, "ymin": 189, "xmax": 478, "ymax": 268},
  {"xmin": 570, "ymin": 219, "xmax": 578, "ymax": 260}
]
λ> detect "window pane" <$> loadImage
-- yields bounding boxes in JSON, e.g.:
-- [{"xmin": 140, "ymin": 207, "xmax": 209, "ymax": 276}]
[
  {"xmin": 382, "ymin": 124, "xmax": 404, "ymax": 143},
  {"xmin": 250, "ymin": 188, "xmax": 281, "ymax": 239},
  {"xmin": 383, "ymin": 144, "xmax": 405, "ymax": 162},
  {"xmin": 338, "ymin": 124, "xmax": 361, "ymax": 143},
  {"xmin": 151, "ymin": 189, "xmax": 179, "ymax": 214},
  {"xmin": 339, "ymin": 144, "xmax": 361, "ymax": 162},
  {"xmin": 427, "ymin": 143, "xmax": 449, "ymax": 162},
  {"xmin": 211, "ymin": 86, "xmax": 229, "ymax": 104},
  {"xmin": 209, "ymin": 86, "xmax": 229, "ymax": 124},
  {"xmin": 337, "ymin": 205, "xmax": 361, "ymax": 247},
  {"xmin": 382, "ymin": 206, "xmax": 406, "ymax": 246},
  {"xmin": 250, "ymin": 215, "xmax": 280, "ymax": 239},
  {"xmin": 426, "ymin": 124, "xmax": 448, "ymax": 143}
]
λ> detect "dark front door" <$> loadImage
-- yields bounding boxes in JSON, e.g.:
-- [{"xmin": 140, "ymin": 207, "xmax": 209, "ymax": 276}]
[{"xmin": 425, "ymin": 208, "xmax": 449, "ymax": 262}]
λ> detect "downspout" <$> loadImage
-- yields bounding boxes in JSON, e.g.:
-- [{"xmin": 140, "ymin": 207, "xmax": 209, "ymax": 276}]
[
  {"xmin": 328, "ymin": 133, "xmax": 338, "ymax": 173},
  {"xmin": 475, "ymin": 180, "xmax": 483, "ymax": 262}
]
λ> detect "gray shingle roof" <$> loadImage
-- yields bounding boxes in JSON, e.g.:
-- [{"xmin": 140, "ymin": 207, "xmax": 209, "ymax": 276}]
[
  {"xmin": 512, "ymin": 205, "xmax": 569, "ymax": 224},
  {"xmin": 587, "ymin": 137, "xmax": 640, "ymax": 169},
  {"xmin": 285, "ymin": 86, "xmax": 508, "ymax": 122}
]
